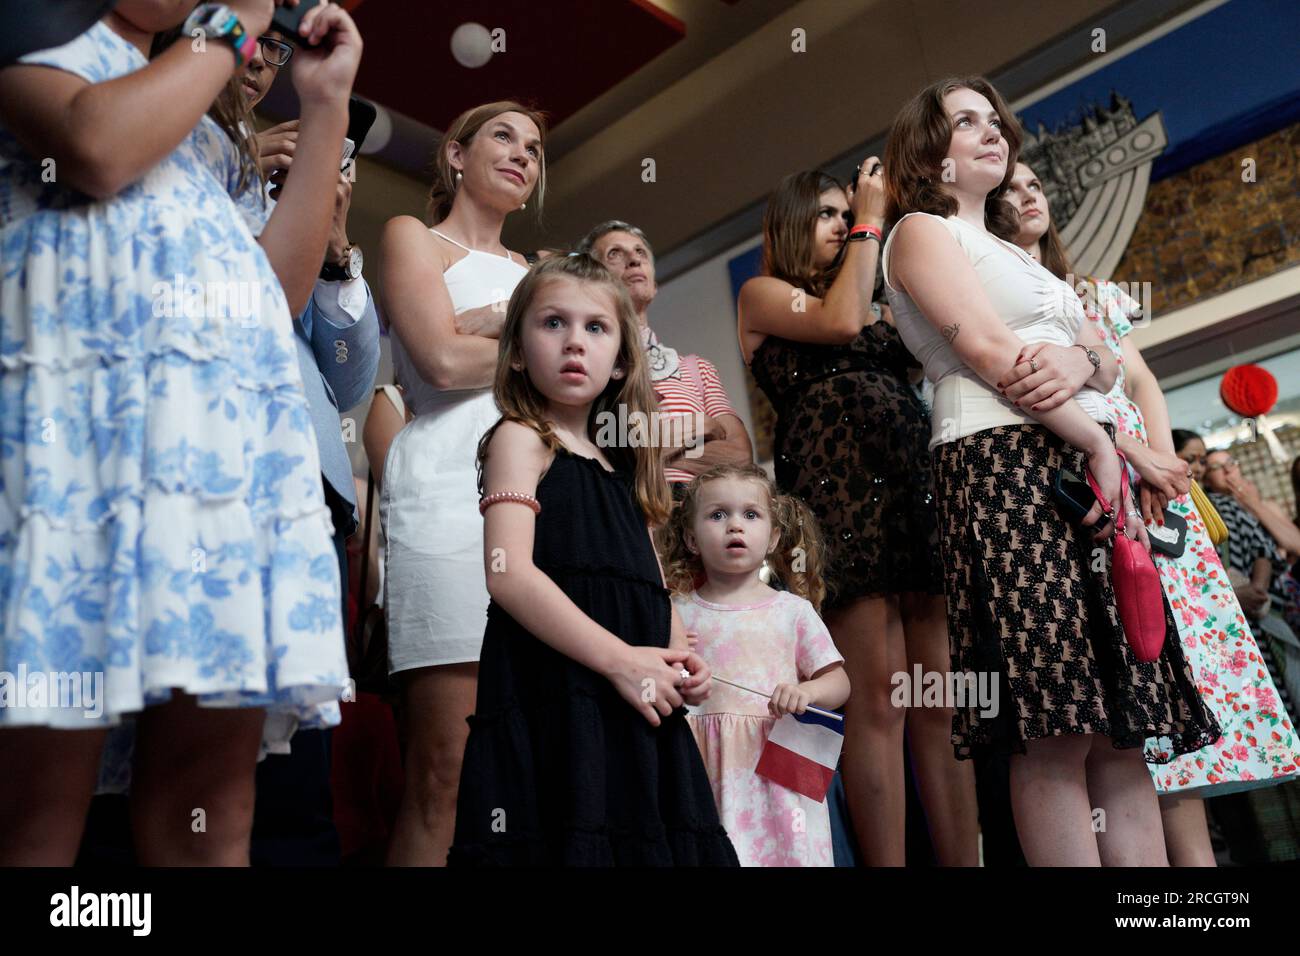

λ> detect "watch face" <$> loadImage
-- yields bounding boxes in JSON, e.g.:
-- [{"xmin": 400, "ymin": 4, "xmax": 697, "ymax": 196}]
[{"xmin": 346, "ymin": 246, "xmax": 363, "ymax": 278}]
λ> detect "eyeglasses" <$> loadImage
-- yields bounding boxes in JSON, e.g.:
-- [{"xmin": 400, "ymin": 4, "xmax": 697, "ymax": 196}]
[
  {"xmin": 259, "ymin": 36, "xmax": 294, "ymax": 67},
  {"xmin": 1204, "ymin": 457, "xmax": 1238, "ymax": 473}
]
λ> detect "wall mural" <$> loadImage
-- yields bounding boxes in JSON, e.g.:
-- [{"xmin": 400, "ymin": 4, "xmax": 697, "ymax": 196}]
[{"xmin": 1021, "ymin": 93, "xmax": 1166, "ymax": 280}]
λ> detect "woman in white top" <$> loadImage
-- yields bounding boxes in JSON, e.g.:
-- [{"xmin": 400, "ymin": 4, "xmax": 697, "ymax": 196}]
[
  {"xmin": 378, "ymin": 101, "xmax": 541, "ymax": 866},
  {"xmin": 881, "ymin": 77, "xmax": 1219, "ymax": 865}
]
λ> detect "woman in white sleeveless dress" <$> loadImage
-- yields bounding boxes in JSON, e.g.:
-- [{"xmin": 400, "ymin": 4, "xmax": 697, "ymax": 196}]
[{"xmin": 378, "ymin": 102, "xmax": 544, "ymax": 866}]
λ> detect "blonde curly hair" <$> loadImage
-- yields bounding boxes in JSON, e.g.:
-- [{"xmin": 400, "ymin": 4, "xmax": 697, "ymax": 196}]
[{"xmin": 661, "ymin": 463, "xmax": 827, "ymax": 613}]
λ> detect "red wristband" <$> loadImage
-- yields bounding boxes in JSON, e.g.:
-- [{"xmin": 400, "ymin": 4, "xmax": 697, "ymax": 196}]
[{"xmin": 847, "ymin": 224, "xmax": 882, "ymax": 243}]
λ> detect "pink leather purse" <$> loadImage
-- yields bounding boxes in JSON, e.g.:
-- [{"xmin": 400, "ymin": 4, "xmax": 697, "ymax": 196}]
[{"xmin": 1085, "ymin": 453, "xmax": 1166, "ymax": 663}]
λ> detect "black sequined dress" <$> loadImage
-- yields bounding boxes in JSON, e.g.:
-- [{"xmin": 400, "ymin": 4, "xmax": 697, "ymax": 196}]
[{"xmin": 749, "ymin": 322, "xmax": 944, "ymax": 607}]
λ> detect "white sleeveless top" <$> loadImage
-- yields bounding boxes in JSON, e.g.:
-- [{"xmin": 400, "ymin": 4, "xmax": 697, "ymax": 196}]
[
  {"xmin": 881, "ymin": 212, "xmax": 1113, "ymax": 449},
  {"xmin": 389, "ymin": 228, "xmax": 529, "ymax": 417},
  {"xmin": 381, "ymin": 229, "xmax": 529, "ymax": 672}
]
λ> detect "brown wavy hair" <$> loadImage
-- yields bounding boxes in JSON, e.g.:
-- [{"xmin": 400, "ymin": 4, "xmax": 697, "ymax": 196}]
[
  {"xmin": 476, "ymin": 254, "xmax": 671, "ymax": 526},
  {"xmin": 150, "ymin": 28, "xmax": 261, "ymax": 197},
  {"xmin": 1036, "ymin": 218, "xmax": 1074, "ymax": 281},
  {"xmin": 427, "ymin": 100, "xmax": 548, "ymax": 223},
  {"xmin": 661, "ymin": 463, "xmax": 828, "ymax": 613},
  {"xmin": 1009, "ymin": 163, "xmax": 1074, "ymax": 281},
  {"xmin": 760, "ymin": 170, "xmax": 845, "ymax": 299},
  {"xmin": 883, "ymin": 75, "xmax": 1022, "ymax": 240}
]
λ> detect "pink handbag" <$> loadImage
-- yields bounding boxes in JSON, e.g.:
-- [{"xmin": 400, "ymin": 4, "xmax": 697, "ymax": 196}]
[{"xmin": 1085, "ymin": 453, "xmax": 1166, "ymax": 663}]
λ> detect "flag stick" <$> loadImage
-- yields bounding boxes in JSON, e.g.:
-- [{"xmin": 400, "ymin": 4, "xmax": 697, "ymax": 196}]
[{"xmin": 711, "ymin": 675, "xmax": 844, "ymax": 722}]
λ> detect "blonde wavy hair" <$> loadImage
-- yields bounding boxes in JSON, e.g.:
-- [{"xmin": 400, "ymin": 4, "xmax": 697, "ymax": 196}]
[
  {"xmin": 476, "ymin": 254, "xmax": 671, "ymax": 527},
  {"xmin": 661, "ymin": 463, "xmax": 828, "ymax": 613}
]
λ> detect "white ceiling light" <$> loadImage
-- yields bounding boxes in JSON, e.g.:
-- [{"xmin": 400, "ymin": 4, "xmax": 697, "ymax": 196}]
[{"xmin": 451, "ymin": 22, "xmax": 493, "ymax": 68}]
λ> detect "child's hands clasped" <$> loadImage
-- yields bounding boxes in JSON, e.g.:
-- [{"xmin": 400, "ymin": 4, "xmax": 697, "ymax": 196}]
[
  {"xmin": 768, "ymin": 682, "xmax": 813, "ymax": 718},
  {"xmin": 606, "ymin": 646, "xmax": 690, "ymax": 727}
]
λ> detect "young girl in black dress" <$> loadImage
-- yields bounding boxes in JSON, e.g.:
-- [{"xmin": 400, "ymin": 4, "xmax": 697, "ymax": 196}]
[{"xmin": 448, "ymin": 254, "xmax": 740, "ymax": 866}]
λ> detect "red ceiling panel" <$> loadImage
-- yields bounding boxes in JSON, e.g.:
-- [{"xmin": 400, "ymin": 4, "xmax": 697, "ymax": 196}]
[{"xmin": 349, "ymin": 0, "xmax": 686, "ymax": 132}]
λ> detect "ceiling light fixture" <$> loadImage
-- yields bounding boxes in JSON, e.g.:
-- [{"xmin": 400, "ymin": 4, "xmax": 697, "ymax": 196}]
[{"xmin": 450, "ymin": 22, "xmax": 493, "ymax": 68}]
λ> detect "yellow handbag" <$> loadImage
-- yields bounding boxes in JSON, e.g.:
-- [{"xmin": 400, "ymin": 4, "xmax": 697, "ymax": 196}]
[{"xmin": 1189, "ymin": 480, "xmax": 1228, "ymax": 545}]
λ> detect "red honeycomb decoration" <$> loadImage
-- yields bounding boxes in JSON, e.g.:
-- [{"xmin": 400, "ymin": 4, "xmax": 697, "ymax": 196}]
[{"xmin": 1219, "ymin": 364, "xmax": 1278, "ymax": 418}]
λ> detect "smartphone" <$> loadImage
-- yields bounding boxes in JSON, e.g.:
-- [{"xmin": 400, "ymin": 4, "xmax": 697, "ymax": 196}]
[
  {"xmin": 1147, "ymin": 508, "xmax": 1188, "ymax": 559},
  {"xmin": 346, "ymin": 96, "xmax": 377, "ymax": 155},
  {"xmin": 1053, "ymin": 467, "xmax": 1097, "ymax": 524},
  {"xmin": 271, "ymin": 0, "xmax": 325, "ymax": 46}
]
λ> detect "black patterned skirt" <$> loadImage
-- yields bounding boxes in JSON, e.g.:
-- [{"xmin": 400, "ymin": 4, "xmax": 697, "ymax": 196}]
[{"xmin": 934, "ymin": 424, "xmax": 1220, "ymax": 761}]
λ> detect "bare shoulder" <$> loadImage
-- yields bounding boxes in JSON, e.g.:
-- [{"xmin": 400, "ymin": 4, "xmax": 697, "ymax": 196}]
[
  {"xmin": 888, "ymin": 215, "xmax": 962, "ymax": 290},
  {"xmin": 381, "ymin": 216, "xmax": 444, "ymax": 265},
  {"xmin": 738, "ymin": 274, "xmax": 794, "ymax": 310},
  {"xmin": 486, "ymin": 424, "xmax": 551, "ymax": 489},
  {"xmin": 890, "ymin": 213, "xmax": 957, "ymax": 251},
  {"xmin": 381, "ymin": 214, "xmax": 431, "ymax": 241}
]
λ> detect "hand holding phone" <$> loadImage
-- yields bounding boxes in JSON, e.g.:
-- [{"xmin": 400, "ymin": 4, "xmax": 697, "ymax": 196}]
[
  {"xmin": 1053, "ymin": 467, "xmax": 1097, "ymax": 525},
  {"xmin": 341, "ymin": 96, "xmax": 377, "ymax": 173},
  {"xmin": 285, "ymin": 2, "xmax": 363, "ymax": 110},
  {"xmin": 271, "ymin": 0, "xmax": 323, "ymax": 46},
  {"xmin": 1146, "ymin": 508, "xmax": 1187, "ymax": 558}
]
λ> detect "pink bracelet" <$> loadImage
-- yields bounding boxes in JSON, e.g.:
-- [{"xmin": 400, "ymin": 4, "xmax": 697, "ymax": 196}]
[{"xmin": 478, "ymin": 491, "xmax": 542, "ymax": 515}]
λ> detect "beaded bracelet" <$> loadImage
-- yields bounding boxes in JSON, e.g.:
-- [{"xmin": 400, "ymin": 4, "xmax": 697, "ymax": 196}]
[{"xmin": 478, "ymin": 491, "xmax": 542, "ymax": 515}]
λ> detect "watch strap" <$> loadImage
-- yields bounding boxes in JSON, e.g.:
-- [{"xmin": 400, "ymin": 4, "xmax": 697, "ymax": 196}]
[
  {"xmin": 320, "ymin": 246, "xmax": 359, "ymax": 281},
  {"xmin": 186, "ymin": 4, "xmax": 255, "ymax": 68},
  {"xmin": 1074, "ymin": 342, "xmax": 1101, "ymax": 370}
]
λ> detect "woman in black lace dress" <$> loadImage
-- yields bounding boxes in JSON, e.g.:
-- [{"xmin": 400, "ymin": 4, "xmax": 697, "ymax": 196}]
[{"xmin": 738, "ymin": 167, "xmax": 976, "ymax": 866}]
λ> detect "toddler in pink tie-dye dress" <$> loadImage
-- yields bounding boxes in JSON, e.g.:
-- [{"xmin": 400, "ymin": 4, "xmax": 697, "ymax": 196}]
[{"xmin": 663, "ymin": 463, "xmax": 849, "ymax": 867}]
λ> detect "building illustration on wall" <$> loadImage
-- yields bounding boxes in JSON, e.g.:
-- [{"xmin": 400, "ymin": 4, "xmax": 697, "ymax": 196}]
[{"xmin": 1018, "ymin": 91, "xmax": 1167, "ymax": 280}]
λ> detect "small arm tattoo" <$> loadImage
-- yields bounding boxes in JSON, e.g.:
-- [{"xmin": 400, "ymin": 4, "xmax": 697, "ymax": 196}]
[{"xmin": 941, "ymin": 323, "xmax": 960, "ymax": 344}]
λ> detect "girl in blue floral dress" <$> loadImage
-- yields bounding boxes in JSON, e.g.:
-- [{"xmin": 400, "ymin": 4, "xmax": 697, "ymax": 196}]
[{"xmin": 0, "ymin": 1, "xmax": 362, "ymax": 864}]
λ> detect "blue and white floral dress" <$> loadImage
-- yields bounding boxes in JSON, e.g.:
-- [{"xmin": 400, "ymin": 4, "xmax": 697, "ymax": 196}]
[{"xmin": 0, "ymin": 22, "xmax": 348, "ymax": 736}]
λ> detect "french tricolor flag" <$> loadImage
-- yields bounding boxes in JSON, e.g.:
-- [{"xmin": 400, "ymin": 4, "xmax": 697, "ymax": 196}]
[{"xmin": 754, "ymin": 710, "xmax": 845, "ymax": 803}]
